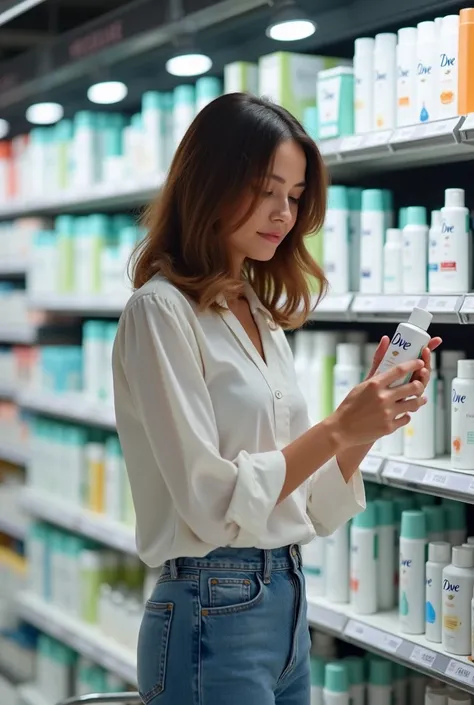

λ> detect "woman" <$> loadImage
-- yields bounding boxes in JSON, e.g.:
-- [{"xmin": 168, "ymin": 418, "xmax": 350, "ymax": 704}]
[{"xmin": 112, "ymin": 92, "xmax": 440, "ymax": 705}]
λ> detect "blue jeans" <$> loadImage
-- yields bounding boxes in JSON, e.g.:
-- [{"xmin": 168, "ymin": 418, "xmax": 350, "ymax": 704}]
[{"xmin": 137, "ymin": 545, "xmax": 311, "ymax": 705}]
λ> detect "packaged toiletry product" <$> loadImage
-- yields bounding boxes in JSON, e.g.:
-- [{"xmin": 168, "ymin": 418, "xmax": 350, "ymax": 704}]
[
  {"xmin": 350, "ymin": 502, "xmax": 378, "ymax": 614},
  {"xmin": 383, "ymin": 228, "xmax": 403, "ymax": 293},
  {"xmin": 393, "ymin": 664, "xmax": 409, "ymax": 705},
  {"xmin": 73, "ymin": 112, "xmax": 98, "ymax": 188},
  {"xmin": 56, "ymin": 215, "xmax": 75, "ymax": 293},
  {"xmin": 195, "ymin": 76, "xmax": 222, "ymax": 112},
  {"xmin": 424, "ymin": 506, "xmax": 447, "ymax": 543},
  {"xmin": 375, "ymin": 307, "xmax": 432, "ymax": 386},
  {"xmin": 402, "ymin": 206, "xmax": 428, "ymax": 294},
  {"xmin": 105, "ymin": 436, "xmax": 123, "ymax": 522},
  {"xmin": 317, "ymin": 66, "xmax": 354, "ymax": 139},
  {"xmin": 360, "ymin": 189, "xmax": 385, "ymax": 293},
  {"xmin": 83, "ymin": 320, "xmax": 106, "ymax": 401},
  {"xmin": 103, "ymin": 321, "xmax": 118, "ymax": 405},
  {"xmin": 323, "ymin": 185, "xmax": 350, "ymax": 294},
  {"xmin": 442, "ymin": 545, "xmax": 474, "ymax": 655},
  {"xmin": 416, "ymin": 21, "xmax": 438, "ymax": 122},
  {"xmin": 173, "ymin": 85, "xmax": 195, "ymax": 151},
  {"xmin": 302, "ymin": 535, "xmax": 326, "ymax": 597},
  {"xmin": 443, "ymin": 500, "xmax": 467, "ymax": 547},
  {"xmin": 368, "ymin": 657, "xmax": 393, "ymax": 705},
  {"xmin": 442, "ymin": 350, "xmax": 466, "ymax": 451},
  {"xmin": 404, "ymin": 365, "xmax": 435, "ymax": 460},
  {"xmin": 303, "ymin": 106, "xmax": 319, "ymax": 141},
  {"xmin": 399, "ymin": 510, "xmax": 427, "ymax": 634},
  {"xmin": 311, "ymin": 630, "xmax": 337, "ymax": 659},
  {"xmin": 313, "ymin": 332, "xmax": 338, "ymax": 419},
  {"xmin": 426, "ymin": 541, "xmax": 451, "ymax": 643},
  {"xmin": 293, "ymin": 330, "xmax": 313, "ymax": 401},
  {"xmin": 451, "ymin": 360, "xmax": 474, "ymax": 470},
  {"xmin": 439, "ymin": 188, "xmax": 471, "ymax": 293},
  {"xmin": 76, "ymin": 213, "xmax": 109, "ymax": 295},
  {"xmin": 223, "ymin": 61, "xmax": 258, "ymax": 94},
  {"xmin": 375, "ymin": 499, "xmax": 396, "ymax": 609},
  {"xmin": 448, "ymin": 691, "xmax": 471, "ymax": 705},
  {"xmin": 428, "ymin": 210, "xmax": 443, "ymax": 293},
  {"xmin": 396, "ymin": 27, "xmax": 417, "ymax": 127},
  {"xmin": 373, "ymin": 33, "xmax": 397, "ymax": 130},
  {"xmin": 347, "ymin": 187, "xmax": 362, "ymax": 292},
  {"xmin": 141, "ymin": 91, "xmax": 164, "ymax": 176},
  {"xmin": 381, "ymin": 427, "xmax": 404, "ymax": 456},
  {"xmin": 410, "ymin": 673, "xmax": 428, "ymax": 704},
  {"xmin": 80, "ymin": 549, "xmax": 104, "ymax": 624},
  {"xmin": 326, "ymin": 523, "xmax": 350, "ymax": 603},
  {"xmin": 259, "ymin": 52, "xmax": 341, "ymax": 121},
  {"xmin": 438, "ymin": 16, "xmax": 460, "ymax": 118},
  {"xmin": 323, "ymin": 662, "xmax": 350, "ymax": 705},
  {"xmin": 310, "ymin": 656, "xmax": 325, "ymax": 705},
  {"xmin": 458, "ymin": 8, "xmax": 474, "ymax": 115},
  {"xmin": 344, "ymin": 657, "xmax": 365, "ymax": 705},
  {"xmin": 425, "ymin": 687, "xmax": 448, "ymax": 705},
  {"xmin": 86, "ymin": 430, "xmax": 105, "ymax": 513},
  {"xmin": 334, "ymin": 343, "xmax": 362, "ymax": 409},
  {"xmin": 354, "ymin": 37, "xmax": 374, "ymax": 134}
]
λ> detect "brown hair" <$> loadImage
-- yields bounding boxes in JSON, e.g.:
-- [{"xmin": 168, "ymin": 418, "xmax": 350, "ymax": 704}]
[{"xmin": 132, "ymin": 92, "xmax": 328, "ymax": 328}]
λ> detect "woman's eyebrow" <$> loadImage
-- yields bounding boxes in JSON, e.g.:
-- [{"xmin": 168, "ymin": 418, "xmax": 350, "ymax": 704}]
[{"xmin": 269, "ymin": 173, "xmax": 306, "ymax": 188}]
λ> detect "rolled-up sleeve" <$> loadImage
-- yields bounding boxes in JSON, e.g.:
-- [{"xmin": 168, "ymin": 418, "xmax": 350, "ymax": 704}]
[
  {"xmin": 118, "ymin": 294, "xmax": 286, "ymax": 547},
  {"xmin": 307, "ymin": 457, "xmax": 366, "ymax": 536}
]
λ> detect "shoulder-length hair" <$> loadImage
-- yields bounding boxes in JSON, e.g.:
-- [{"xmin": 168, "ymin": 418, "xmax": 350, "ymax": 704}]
[{"xmin": 132, "ymin": 92, "xmax": 328, "ymax": 329}]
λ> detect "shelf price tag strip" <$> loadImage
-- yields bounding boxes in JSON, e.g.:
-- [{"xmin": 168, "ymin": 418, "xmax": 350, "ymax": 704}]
[
  {"xmin": 360, "ymin": 454, "xmax": 384, "ymax": 478},
  {"xmin": 307, "ymin": 602, "xmax": 347, "ymax": 634},
  {"xmin": 344, "ymin": 619, "xmax": 402, "ymax": 654},
  {"xmin": 410, "ymin": 645, "xmax": 437, "ymax": 669},
  {"xmin": 445, "ymin": 660, "xmax": 474, "ymax": 686}
]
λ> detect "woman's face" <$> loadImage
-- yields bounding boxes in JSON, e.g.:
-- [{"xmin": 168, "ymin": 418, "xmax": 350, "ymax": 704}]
[{"xmin": 227, "ymin": 139, "xmax": 306, "ymax": 276}]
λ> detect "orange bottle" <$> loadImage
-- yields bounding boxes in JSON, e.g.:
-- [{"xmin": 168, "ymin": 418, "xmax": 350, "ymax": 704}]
[{"xmin": 458, "ymin": 8, "xmax": 474, "ymax": 114}]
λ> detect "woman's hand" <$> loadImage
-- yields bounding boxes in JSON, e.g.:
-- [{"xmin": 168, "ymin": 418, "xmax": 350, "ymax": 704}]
[{"xmin": 366, "ymin": 335, "xmax": 443, "ymax": 387}]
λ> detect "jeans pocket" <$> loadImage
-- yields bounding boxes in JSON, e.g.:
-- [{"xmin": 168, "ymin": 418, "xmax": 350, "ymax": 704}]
[
  {"xmin": 137, "ymin": 601, "xmax": 174, "ymax": 703},
  {"xmin": 202, "ymin": 573, "xmax": 264, "ymax": 616}
]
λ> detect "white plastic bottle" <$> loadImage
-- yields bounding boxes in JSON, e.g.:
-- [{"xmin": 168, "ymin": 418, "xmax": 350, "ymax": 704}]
[
  {"xmin": 383, "ymin": 228, "xmax": 403, "ymax": 293},
  {"xmin": 344, "ymin": 657, "xmax": 365, "ymax": 705},
  {"xmin": 323, "ymin": 663, "xmax": 350, "ymax": 705},
  {"xmin": 323, "ymin": 186, "xmax": 350, "ymax": 294},
  {"xmin": 348, "ymin": 187, "xmax": 362, "ymax": 292},
  {"xmin": 416, "ymin": 21, "xmax": 438, "ymax": 122},
  {"xmin": 373, "ymin": 33, "xmax": 397, "ymax": 130},
  {"xmin": 302, "ymin": 536, "xmax": 326, "ymax": 597},
  {"xmin": 350, "ymin": 502, "xmax": 378, "ymax": 614},
  {"xmin": 402, "ymin": 206, "xmax": 428, "ymax": 294},
  {"xmin": 368, "ymin": 658, "xmax": 393, "ymax": 705},
  {"xmin": 354, "ymin": 37, "xmax": 375, "ymax": 134},
  {"xmin": 397, "ymin": 27, "xmax": 418, "ymax": 127},
  {"xmin": 375, "ymin": 499, "xmax": 396, "ymax": 610},
  {"xmin": 425, "ymin": 687, "xmax": 448, "ymax": 705},
  {"xmin": 438, "ymin": 15, "xmax": 460, "ymax": 119},
  {"xmin": 442, "ymin": 545, "xmax": 474, "ymax": 655},
  {"xmin": 439, "ymin": 189, "xmax": 471, "ymax": 293},
  {"xmin": 310, "ymin": 656, "xmax": 325, "ymax": 705},
  {"xmin": 448, "ymin": 692, "xmax": 471, "ymax": 705},
  {"xmin": 428, "ymin": 210, "xmax": 443, "ymax": 293},
  {"xmin": 381, "ymin": 427, "xmax": 404, "ymax": 456},
  {"xmin": 442, "ymin": 350, "xmax": 466, "ymax": 452},
  {"xmin": 393, "ymin": 664, "xmax": 409, "ymax": 705},
  {"xmin": 451, "ymin": 360, "xmax": 474, "ymax": 471},
  {"xmin": 360, "ymin": 189, "xmax": 385, "ymax": 293},
  {"xmin": 426, "ymin": 541, "xmax": 451, "ymax": 643},
  {"xmin": 435, "ymin": 357, "xmax": 446, "ymax": 456},
  {"xmin": 399, "ymin": 510, "xmax": 427, "ymax": 634},
  {"xmin": 333, "ymin": 343, "xmax": 362, "ymax": 409},
  {"xmin": 376, "ymin": 307, "xmax": 432, "ymax": 386},
  {"xmin": 404, "ymin": 366, "xmax": 435, "ymax": 460},
  {"xmin": 325, "ymin": 523, "xmax": 350, "ymax": 603}
]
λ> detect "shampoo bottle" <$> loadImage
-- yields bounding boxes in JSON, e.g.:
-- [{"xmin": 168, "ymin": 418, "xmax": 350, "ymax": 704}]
[
  {"xmin": 439, "ymin": 188, "xmax": 471, "ymax": 294},
  {"xmin": 442, "ymin": 545, "xmax": 474, "ymax": 655},
  {"xmin": 375, "ymin": 307, "xmax": 432, "ymax": 386},
  {"xmin": 350, "ymin": 502, "xmax": 378, "ymax": 614},
  {"xmin": 425, "ymin": 541, "xmax": 451, "ymax": 643},
  {"xmin": 451, "ymin": 360, "xmax": 474, "ymax": 471},
  {"xmin": 399, "ymin": 510, "xmax": 427, "ymax": 634}
]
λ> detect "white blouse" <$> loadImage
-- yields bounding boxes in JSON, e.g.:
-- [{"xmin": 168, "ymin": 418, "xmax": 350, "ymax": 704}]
[{"xmin": 112, "ymin": 275, "xmax": 365, "ymax": 567}]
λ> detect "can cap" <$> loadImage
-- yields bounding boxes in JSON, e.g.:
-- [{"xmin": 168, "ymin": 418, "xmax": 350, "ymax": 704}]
[
  {"xmin": 401, "ymin": 510, "xmax": 426, "ymax": 540},
  {"xmin": 398, "ymin": 207, "xmax": 408, "ymax": 229},
  {"xmin": 352, "ymin": 501, "xmax": 377, "ymax": 529},
  {"xmin": 344, "ymin": 656, "xmax": 365, "ymax": 686},
  {"xmin": 452, "ymin": 545, "xmax": 474, "ymax": 568},
  {"xmin": 442, "ymin": 15, "xmax": 460, "ymax": 34},
  {"xmin": 445, "ymin": 188, "xmax": 465, "ymax": 208},
  {"xmin": 354, "ymin": 37, "xmax": 375, "ymax": 55},
  {"xmin": 369, "ymin": 657, "xmax": 392, "ymax": 686},
  {"xmin": 405, "ymin": 206, "xmax": 427, "ymax": 227},
  {"xmin": 430, "ymin": 210, "xmax": 442, "ymax": 228},
  {"xmin": 424, "ymin": 506, "xmax": 446, "ymax": 536},
  {"xmin": 374, "ymin": 499, "xmax": 394, "ymax": 527},
  {"xmin": 460, "ymin": 8, "xmax": 474, "ymax": 24},
  {"xmin": 428, "ymin": 541, "xmax": 451, "ymax": 563},
  {"xmin": 408, "ymin": 306, "xmax": 432, "ymax": 331},
  {"xmin": 347, "ymin": 187, "xmax": 362, "ymax": 212},
  {"xmin": 324, "ymin": 663, "xmax": 349, "ymax": 693},
  {"xmin": 336, "ymin": 342, "xmax": 361, "ymax": 366},
  {"xmin": 397, "ymin": 27, "xmax": 417, "ymax": 43},
  {"xmin": 417, "ymin": 20, "xmax": 436, "ymax": 41},
  {"xmin": 361, "ymin": 189, "xmax": 384, "ymax": 212},
  {"xmin": 374, "ymin": 33, "xmax": 397, "ymax": 51},
  {"xmin": 386, "ymin": 228, "xmax": 401, "ymax": 244},
  {"xmin": 327, "ymin": 185, "xmax": 348, "ymax": 210},
  {"xmin": 310, "ymin": 656, "xmax": 325, "ymax": 687},
  {"xmin": 457, "ymin": 359, "xmax": 474, "ymax": 380}
]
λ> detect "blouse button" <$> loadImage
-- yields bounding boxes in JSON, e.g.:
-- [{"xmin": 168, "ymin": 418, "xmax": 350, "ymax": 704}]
[{"xmin": 275, "ymin": 390, "xmax": 283, "ymax": 400}]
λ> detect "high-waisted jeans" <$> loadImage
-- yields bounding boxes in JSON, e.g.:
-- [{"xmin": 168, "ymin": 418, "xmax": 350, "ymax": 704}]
[{"xmin": 137, "ymin": 545, "xmax": 311, "ymax": 705}]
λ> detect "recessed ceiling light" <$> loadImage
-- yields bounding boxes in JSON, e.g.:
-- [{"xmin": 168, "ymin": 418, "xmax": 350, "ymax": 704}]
[
  {"xmin": 0, "ymin": 119, "xmax": 9, "ymax": 138},
  {"xmin": 87, "ymin": 80, "xmax": 128, "ymax": 105},
  {"xmin": 166, "ymin": 52, "xmax": 212, "ymax": 77},
  {"xmin": 26, "ymin": 102, "xmax": 64, "ymax": 125},
  {"xmin": 266, "ymin": 1, "xmax": 316, "ymax": 41}
]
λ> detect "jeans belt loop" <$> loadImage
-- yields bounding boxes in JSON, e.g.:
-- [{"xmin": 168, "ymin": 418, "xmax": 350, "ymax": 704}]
[
  {"xmin": 263, "ymin": 549, "xmax": 272, "ymax": 584},
  {"xmin": 169, "ymin": 558, "xmax": 178, "ymax": 580}
]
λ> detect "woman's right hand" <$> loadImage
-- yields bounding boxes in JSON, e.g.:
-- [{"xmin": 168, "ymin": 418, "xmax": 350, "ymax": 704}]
[{"xmin": 333, "ymin": 358, "xmax": 427, "ymax": 448}]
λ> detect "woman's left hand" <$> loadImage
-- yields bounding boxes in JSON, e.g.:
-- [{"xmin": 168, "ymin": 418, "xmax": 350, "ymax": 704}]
[{"xmin": 366, "ymin": 334, "xmax": 443, "ymax": 388}]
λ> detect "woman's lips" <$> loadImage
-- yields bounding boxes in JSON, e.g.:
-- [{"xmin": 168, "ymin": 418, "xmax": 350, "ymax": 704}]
[{"xmin": 258, "ymin": 231, "xmax": 282, "ymax": 243}]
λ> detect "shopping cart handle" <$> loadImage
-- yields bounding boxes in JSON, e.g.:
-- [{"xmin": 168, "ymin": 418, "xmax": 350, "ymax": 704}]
[{"xmin": 55, "ymin": 693, "xmax": 141, "ymax": 705}]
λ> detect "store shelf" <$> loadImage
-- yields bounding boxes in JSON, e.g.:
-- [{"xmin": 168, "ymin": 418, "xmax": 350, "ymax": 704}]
[
  {"xmin": 0, "ymin": 512, "xmax": 27, "ymax": 541},
  {"xmin": 351, "ymin": 294, "xmax": 463, "ymax": 324},
  {"xmin": 0, "ymin": 326, "xmax": 37, "ymax": 344},
  {"xmin": 0, "ymin": 260, "xmax": 28, "ymax": 277},
  {"xmin": 28, "ymin": 293, "xmax": 129, "ymax": 317},
  {"xmin": 308, "ymin": 293, "xmax": 353, "ymax": 321},
  {"xmin": 16, "ymin": 593, "xmax": 137, "ymax": 685},
  {"xmin": 22, "ymin": 489, "xmax": 136, "ymax": 554},
  {"xmin": 0, "ymin": 441, "xmax": 29, "ymax": 466},
  {"xmin": 319, "ymin": 115, "xmax": 474, "ymax": 179},
  {"xmin": 17, "ymin": 684, "xmax": 49, "ymax": 705},
  {"xmin": 0, "ymin": 176, "xmax": 163, "ymax": 220},
  {"xmin": 307, "ymin": 595, "xmax": 474, "ymax": 694},
  {"xmin": 18, "ymin": 390, "xmax": 116, "ymax": 429}
]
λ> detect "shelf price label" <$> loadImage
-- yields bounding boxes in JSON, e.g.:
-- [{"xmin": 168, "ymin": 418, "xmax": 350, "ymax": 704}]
[
  {"xmin": 380, "ymin": 633, "xmax": 402, "ymax": 653},
  {"xmin": 364, "ymin": 130, "xmax": 392, "ymax": 148},
  {"xmin": 360, "ymin": 454, "xmax": 383, "ymax": 476},
  {"xmin": 384, "ymin": 461, "xmax": 409, "ymax": 479},
  {"xmin": 424, "ymin": 470, "xmax": 449, "ymax": 488},
  {"xmin": 426, "ymin": 296, "xmax": 458, "ymax": 313},
  {"xmin": 410, "ymin": 646, "xmax": 436, "ymax": 668},
  {"xmin": 340, "ymin": 135, "xmax": 364, "ymax": 152},
  {"xmin": 446, "ymin": 660, "xmax": 474, "ymax": 685},
  {"xmin": 344, "ymin": 619, "xmax": 367, "ymax": 641}
]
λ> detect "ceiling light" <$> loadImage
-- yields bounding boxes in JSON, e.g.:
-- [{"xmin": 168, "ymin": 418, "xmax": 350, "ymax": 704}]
[
  {"xmin": 87, "ymin": 80, "xmax": 128, "ymax": 105},
  {"xmin": 166, "ymin": 51, "xmax": 212, "ymax": 77},
  {"xmin": 26, "ymin": 102, "xmax": 64, "ymax": 125},
  {"xmin": 0, "ymin": 119, "xmax": 9, "ymax": 138},
  {"xmin": 266, "ymin": 1, "xmax": 316, "ymax": 41}
]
